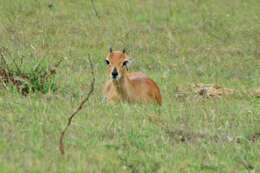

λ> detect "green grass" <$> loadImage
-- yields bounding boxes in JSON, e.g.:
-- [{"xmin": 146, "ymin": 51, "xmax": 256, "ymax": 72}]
[
  {"xmin": 0, "ymin": 52, "xmax": 58, "ymax": 95},
  {"xmin": 0, "ymin": 0, "xmax": 259, "ymax": 172}
]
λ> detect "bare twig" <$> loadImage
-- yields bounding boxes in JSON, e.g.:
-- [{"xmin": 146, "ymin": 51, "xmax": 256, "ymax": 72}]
[
  {"xmin": 59, "ymin": 55, "xmax": 95, "ymax": 155},
  {"xmin": 41, "ymin": 58, "xmax": 63, "ymax": 82}
]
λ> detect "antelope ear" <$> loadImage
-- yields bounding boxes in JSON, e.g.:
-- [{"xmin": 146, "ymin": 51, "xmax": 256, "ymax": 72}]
[
  {"xmin": 122, "ymin": 59, "xmax": 132, "ymax": 70},
  {"xmin": 109, "ymin": 47, "xmax": 113, "ymax": 53},
  {"xmin": 122, "ymin": 48, "xmax": 126, "ymax": 54},
  {"xmin": 122, "ymin": 60, "xmax": 129, "ymax": 66},
  {"xmin": 122, "ymin": 60, "xmax": 129, "ymax": 70}
]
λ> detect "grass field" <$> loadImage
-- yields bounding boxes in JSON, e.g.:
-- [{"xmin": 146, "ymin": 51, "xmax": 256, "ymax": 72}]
[{"xmin": 0, "ymin": 0, "xmax": 259, "ymax": 172}]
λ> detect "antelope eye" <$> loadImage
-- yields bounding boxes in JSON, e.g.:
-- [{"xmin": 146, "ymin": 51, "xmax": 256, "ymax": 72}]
[
  {"xmin": 105, "ymin": 59, "xmax": 110, "ymax": 65},
  {"xmin": 122, "ymin": 60, "xmax": 128, "ymax": 66}
]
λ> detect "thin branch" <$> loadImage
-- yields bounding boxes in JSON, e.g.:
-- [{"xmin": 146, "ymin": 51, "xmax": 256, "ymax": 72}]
[
  {"xmin": 59, "ymin": 55, "xmax": 95, "ymax": 155},
  {"xmin": 41, "ymin": 58, "xmax": 63, "ymax": 82}
]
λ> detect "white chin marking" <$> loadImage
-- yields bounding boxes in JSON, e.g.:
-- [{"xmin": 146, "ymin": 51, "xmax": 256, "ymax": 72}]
[{"xmin": 112, "ymin": 76, "xmax": 121, "ymax": 81}]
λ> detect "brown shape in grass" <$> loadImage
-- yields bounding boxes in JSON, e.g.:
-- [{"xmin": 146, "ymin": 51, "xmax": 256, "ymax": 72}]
[
  {"xmin": 250, "ymin": 88, "xmax": 260, "ymax": 98},
  {"xmin": 193, "ymin": 83, "xmax": 235, "ymax": 98}
]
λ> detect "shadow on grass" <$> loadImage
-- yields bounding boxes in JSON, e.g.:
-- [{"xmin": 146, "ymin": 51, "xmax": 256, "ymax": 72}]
[{"xmin": 148, "ymin": 114, "xmax": 259, "ymax": 144}]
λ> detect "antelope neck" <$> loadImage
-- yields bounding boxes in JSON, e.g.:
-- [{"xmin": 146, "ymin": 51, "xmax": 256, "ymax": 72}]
[{"xmin": 112, "ymin": 75, "xmax": 132, "ymax": 99}]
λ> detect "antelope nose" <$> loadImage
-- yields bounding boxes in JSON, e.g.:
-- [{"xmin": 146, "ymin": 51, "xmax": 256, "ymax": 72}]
[{"xmin": 111, "ymin": 68, "xmax": 118, "ymax": 79}]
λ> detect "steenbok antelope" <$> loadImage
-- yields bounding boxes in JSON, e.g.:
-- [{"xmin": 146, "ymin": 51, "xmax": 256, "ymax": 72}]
[{"xmin": 103, "ymin": 48, "xmax": 162, "ymax": 105}]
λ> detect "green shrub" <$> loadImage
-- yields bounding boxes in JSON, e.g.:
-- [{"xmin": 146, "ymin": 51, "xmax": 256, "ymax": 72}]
[{"xmin": 0, "ymin": 48, "xmax": 60, "ymax": 95}]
